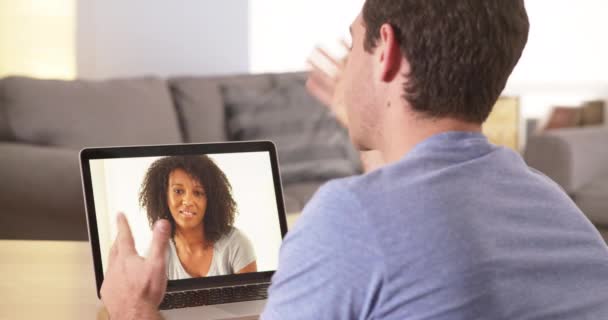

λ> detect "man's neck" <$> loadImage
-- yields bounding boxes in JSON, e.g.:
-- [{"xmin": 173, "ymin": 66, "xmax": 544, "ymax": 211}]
[{"xmin": 377, "ymin": 112, "xmax": 482, "ymax": 166}]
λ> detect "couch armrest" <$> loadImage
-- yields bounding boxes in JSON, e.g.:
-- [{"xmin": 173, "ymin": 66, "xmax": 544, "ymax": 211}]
[
  {"xmin": 524, "ymin": 127, "xmax": 608, "ymax": 193},
  {"xmin": 0, "ymin": 142, "xmax": 87, "ymax": 240}
]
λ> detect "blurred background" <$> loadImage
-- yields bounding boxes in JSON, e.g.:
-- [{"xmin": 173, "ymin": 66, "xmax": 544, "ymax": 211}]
[
  {"xmin": 2, "ymin": 1, "xmax": 607, "ymax": 118},
  {"xmin": 0, "ymin": 0, "xmax": 606, "ymax": 242}
]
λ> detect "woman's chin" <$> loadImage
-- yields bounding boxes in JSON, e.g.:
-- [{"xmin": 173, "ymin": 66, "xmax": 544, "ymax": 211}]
[{"xmin": 174, "ymin": 218, "xmax": 203, "ymax": 231}]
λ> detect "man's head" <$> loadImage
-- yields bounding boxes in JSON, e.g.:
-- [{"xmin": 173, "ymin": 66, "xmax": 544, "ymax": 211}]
[{"xmin": 343, "ymin": 0, "xmax": 529, "ymax": 151}]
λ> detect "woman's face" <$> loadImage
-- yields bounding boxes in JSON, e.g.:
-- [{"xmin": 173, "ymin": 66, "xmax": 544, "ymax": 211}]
[{"xmin": 167, "ymin": 169, "xmax": 207, "ymax": 232}]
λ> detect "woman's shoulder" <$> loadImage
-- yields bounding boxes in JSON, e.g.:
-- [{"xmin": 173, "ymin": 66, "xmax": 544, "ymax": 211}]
[{"xmin": 215, "ymin": 227, "xmax": 251, "ymax": 251}]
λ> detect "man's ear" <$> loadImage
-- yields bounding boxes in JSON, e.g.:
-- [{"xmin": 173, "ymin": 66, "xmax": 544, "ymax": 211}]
[{"xmin": 377, "ymin": 23, "xmax": 402, "ymax": 82}]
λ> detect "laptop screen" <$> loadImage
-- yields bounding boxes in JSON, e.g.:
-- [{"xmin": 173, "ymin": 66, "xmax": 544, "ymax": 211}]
[{"xmin": 86, "ymin": 149, "xmax": 284, "ymax": 283}]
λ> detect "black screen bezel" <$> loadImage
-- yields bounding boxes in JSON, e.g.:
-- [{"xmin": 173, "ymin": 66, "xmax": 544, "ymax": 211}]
[{"xmin": 79, "ymin": 141, "xmax": 288, "ymax": 298}]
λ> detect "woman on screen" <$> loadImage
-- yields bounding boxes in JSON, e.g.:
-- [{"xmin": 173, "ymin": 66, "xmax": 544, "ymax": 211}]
[{"xmin": 139, "ymin": 155, "xmax": 257, "ymax": 280}]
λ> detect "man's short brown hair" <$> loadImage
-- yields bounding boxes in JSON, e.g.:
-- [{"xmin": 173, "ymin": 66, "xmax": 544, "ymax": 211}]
[{"xmin": 362, "ymin": 0, "xmax": 529, "ymax": 123}]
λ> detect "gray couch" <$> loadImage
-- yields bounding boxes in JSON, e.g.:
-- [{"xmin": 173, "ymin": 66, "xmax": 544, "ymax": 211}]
[
  {"xmin": 0, "ymin": 72, "xmax": 360, "ymax": 240},
  {"xmin": 525, "ymin": 126, "xmax": 608, "ymax": 226}
]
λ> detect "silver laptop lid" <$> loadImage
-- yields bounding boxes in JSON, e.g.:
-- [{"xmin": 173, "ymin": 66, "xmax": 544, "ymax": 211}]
[{"xmin": 80, "ymin": 141, "xmax": 288, "ymax": 297}]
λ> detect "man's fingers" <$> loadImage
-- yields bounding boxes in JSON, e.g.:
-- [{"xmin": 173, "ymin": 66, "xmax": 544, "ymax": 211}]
[
  {"xmin": 314, "ymin": 46, "xmax": 342, "ymax": 68},
  {"xmin": 147, "ymin": 219, "xmax": 171, "ymax": 266},
  {"xmin": 306, "ymin": 59, "xmax": 335, "ymax": 82},
  {"xmin": 108, "ymin": 241, "xmax": 118, "ymax": 267},
  {"xmin": 147, "ymin": 221, "xmax": 171, "ymax": 306},
  {"xmin": 306, "ymin": 77, "xmax": 333, "ymax": 108},
  {"xmin": 307, "ymin": 57, "xmax": 335, "ymax": 78},
  {"xmin": 116, "ymin": 213, "xmax": 136, "ymax": 256},
  {"xmin": 307, "ymin": 60, "xmax": 337, "ymax": 90},
  {"xmin": 339, "ymin": 39, "xmax": 351, "ymax": 51}
]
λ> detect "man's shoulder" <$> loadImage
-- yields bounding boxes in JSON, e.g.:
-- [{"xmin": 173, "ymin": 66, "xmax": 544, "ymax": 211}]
[
  {"xmin": 316, "ymin": 167, "xmax": 395, "ymax": 197},
  {"xmin": 302, "ymin": 172, "xmax": 383, "ymax": 219},
  {"xmin": 299, "ymin": 178, "xmax": 362, "ymax": 223},
  {"xmin": 291, "ymin": 176, "xmax": 386, "ymax": 254},
  {"xmin": 302, "ymin": 163, "xmax": 423, "ymax": 218}
]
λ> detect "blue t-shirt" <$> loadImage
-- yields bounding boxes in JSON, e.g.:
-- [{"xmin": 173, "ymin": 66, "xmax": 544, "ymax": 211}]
[{"xmin": 262, "ymin": 132, "xmax": 608, "ymax": 319}]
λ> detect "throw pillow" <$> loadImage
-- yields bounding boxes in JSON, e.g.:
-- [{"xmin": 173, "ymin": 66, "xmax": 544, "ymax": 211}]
[
  {"xmin": 0, "ymin": 78, "xmax": 14, "ymax": 141},
  {"xmin": 580, "ymin": 100, "xmax": 605, "ymax": 126},
  {"xmin": 544, "ymin": 106, "xmax": 582, "ymax": 131},
  {"xmin": 222, "ymin": 76, "xmax": 361, "ymax": 184}
]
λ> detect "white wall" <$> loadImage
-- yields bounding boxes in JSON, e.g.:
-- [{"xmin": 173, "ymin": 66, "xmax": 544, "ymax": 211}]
[
  {"xmin": 249, "ymin": 0, "xmax": 608, "ymax": 121},
  {"xmin": 506, "ymin": 0, "xmax": 608, "ymax": 120},
  {"xmin": 249, "ymin": 0, "xmax": 364, "ymax": 73},
  {"xmin": 76, "ymin": 0, "xmax": 250, "ymax": 79},
  {"xmin": 510, "ymin": 0, "xmax": 608, "ymax": 86}
]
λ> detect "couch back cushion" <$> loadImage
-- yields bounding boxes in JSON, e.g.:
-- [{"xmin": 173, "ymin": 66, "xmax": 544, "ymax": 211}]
[
  {"xmin": 169, "ymin": 74, "xmax": 273, "ymax": 143},
  {"xmin": 0, "ymin": 78, "xmax": 15, "ymax": 141},
  {"xmin": 0, "ymin": 76, "xmax": 182, "ymax": 149},
  {"xmin": 580, "ymin": 100, "xmax": 605, "ymax": 126},
  {"xmin": 222, "ymin": 72, "xmax": 361, "ymax": 184}
]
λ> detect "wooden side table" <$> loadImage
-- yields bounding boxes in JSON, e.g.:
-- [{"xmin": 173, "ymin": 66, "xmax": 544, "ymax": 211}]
[
  {"xmin": 0, "ymin": 215, "xmax": 302, "ymax": 319},
  {"xmin": 483, "ymin": 96, "xmax": 521, "ymax": 151},
  {"xmin": 0, "ymin": 240, "xmax": 108, "ymax": 319}
]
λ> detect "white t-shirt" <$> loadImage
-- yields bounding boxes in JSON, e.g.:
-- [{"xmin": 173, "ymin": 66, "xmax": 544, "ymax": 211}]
[{"xmin": 166, "ymin": 227, "xmax": 256, "ymax": 280}]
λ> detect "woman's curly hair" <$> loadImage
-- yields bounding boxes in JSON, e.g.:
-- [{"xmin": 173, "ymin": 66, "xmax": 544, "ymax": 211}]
[{"xmin": 139, "ymin": 155, "xmax": 237, "ymax": 243}]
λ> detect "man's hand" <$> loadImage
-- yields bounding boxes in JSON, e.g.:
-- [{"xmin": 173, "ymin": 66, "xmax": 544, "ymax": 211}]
[
  {"xmin": 306, "ymin": 41, "xmax": 386, "ymax": 173},
  {"xmin": 306, "ymin": 41, "xmax": 350, "ymax": 128},
  {"xmin": 100, "ymin": 213, "xmax": 171, "ymax": 320}
]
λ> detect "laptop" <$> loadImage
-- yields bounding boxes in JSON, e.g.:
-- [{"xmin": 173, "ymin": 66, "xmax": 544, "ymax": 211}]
[{"xmin": 80, "ymin": 141, "xmax": 288, "ymax": 319}]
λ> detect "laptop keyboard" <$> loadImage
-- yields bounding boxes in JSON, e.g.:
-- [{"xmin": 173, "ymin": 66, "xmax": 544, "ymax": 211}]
[{"xmin": 160, "ymin": 283, "xmax": 270, "ymax": 310}]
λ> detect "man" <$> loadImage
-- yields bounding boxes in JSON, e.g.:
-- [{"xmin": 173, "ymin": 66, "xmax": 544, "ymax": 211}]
[{"xmin": 101, "ymin": 1, "xmax": 608, "ymax": 319}]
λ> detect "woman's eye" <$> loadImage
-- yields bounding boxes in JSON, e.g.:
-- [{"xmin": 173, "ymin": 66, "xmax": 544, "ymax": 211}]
[
  {"xmin": 174, "ymin": 189, "xmax": 184, "ymax": 195},
  {"xmin": 194, "ymin": 191, "xmax": 205, "ymax": 197}
]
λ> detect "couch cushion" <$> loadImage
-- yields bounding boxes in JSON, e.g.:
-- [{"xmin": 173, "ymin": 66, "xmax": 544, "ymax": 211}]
[
  {"xmin": 575, "ymin": 176, "xmax": 608, "ymax": 226},
  {"xmin": 169, "ymin": 74, "xmax": 274, "ymax": 143},
  {"xmin": 0, "ymin": 143, "xmax": 86, "ymax": 240},
  {"xmin": 222, "ymin": 73, "xmax": 361, "ymax": 184},
  {"xmin": 283, "ymin": 182, "xmax": 323, "ymax": 214},
  {"xmin": 525, "ymin": 127, "xmax": 608, "ymax": 193},
  {"xmin": 0, "ymin": 79, "xmax": 15, "ymax": 141},
  {"xmin": 0, "ymin": 76, "xmax": 182, "ymax": 149}
]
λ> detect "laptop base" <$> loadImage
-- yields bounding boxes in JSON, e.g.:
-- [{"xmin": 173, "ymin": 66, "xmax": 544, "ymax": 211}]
[{"xmin": 161, "ymin": 299, "xmax": 266, "ymax": 320}]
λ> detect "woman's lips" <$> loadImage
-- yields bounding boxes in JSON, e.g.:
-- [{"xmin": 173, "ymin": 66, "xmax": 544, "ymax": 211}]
[{"xmin": 179, "ymin": 210, "xmax": 196, "ymax": 218}]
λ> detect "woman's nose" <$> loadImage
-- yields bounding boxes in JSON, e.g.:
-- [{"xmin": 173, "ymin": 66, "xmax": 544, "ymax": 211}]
[{"xmin": 182, "ymin": 193, "xmax": 192, "ymax": 204}]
